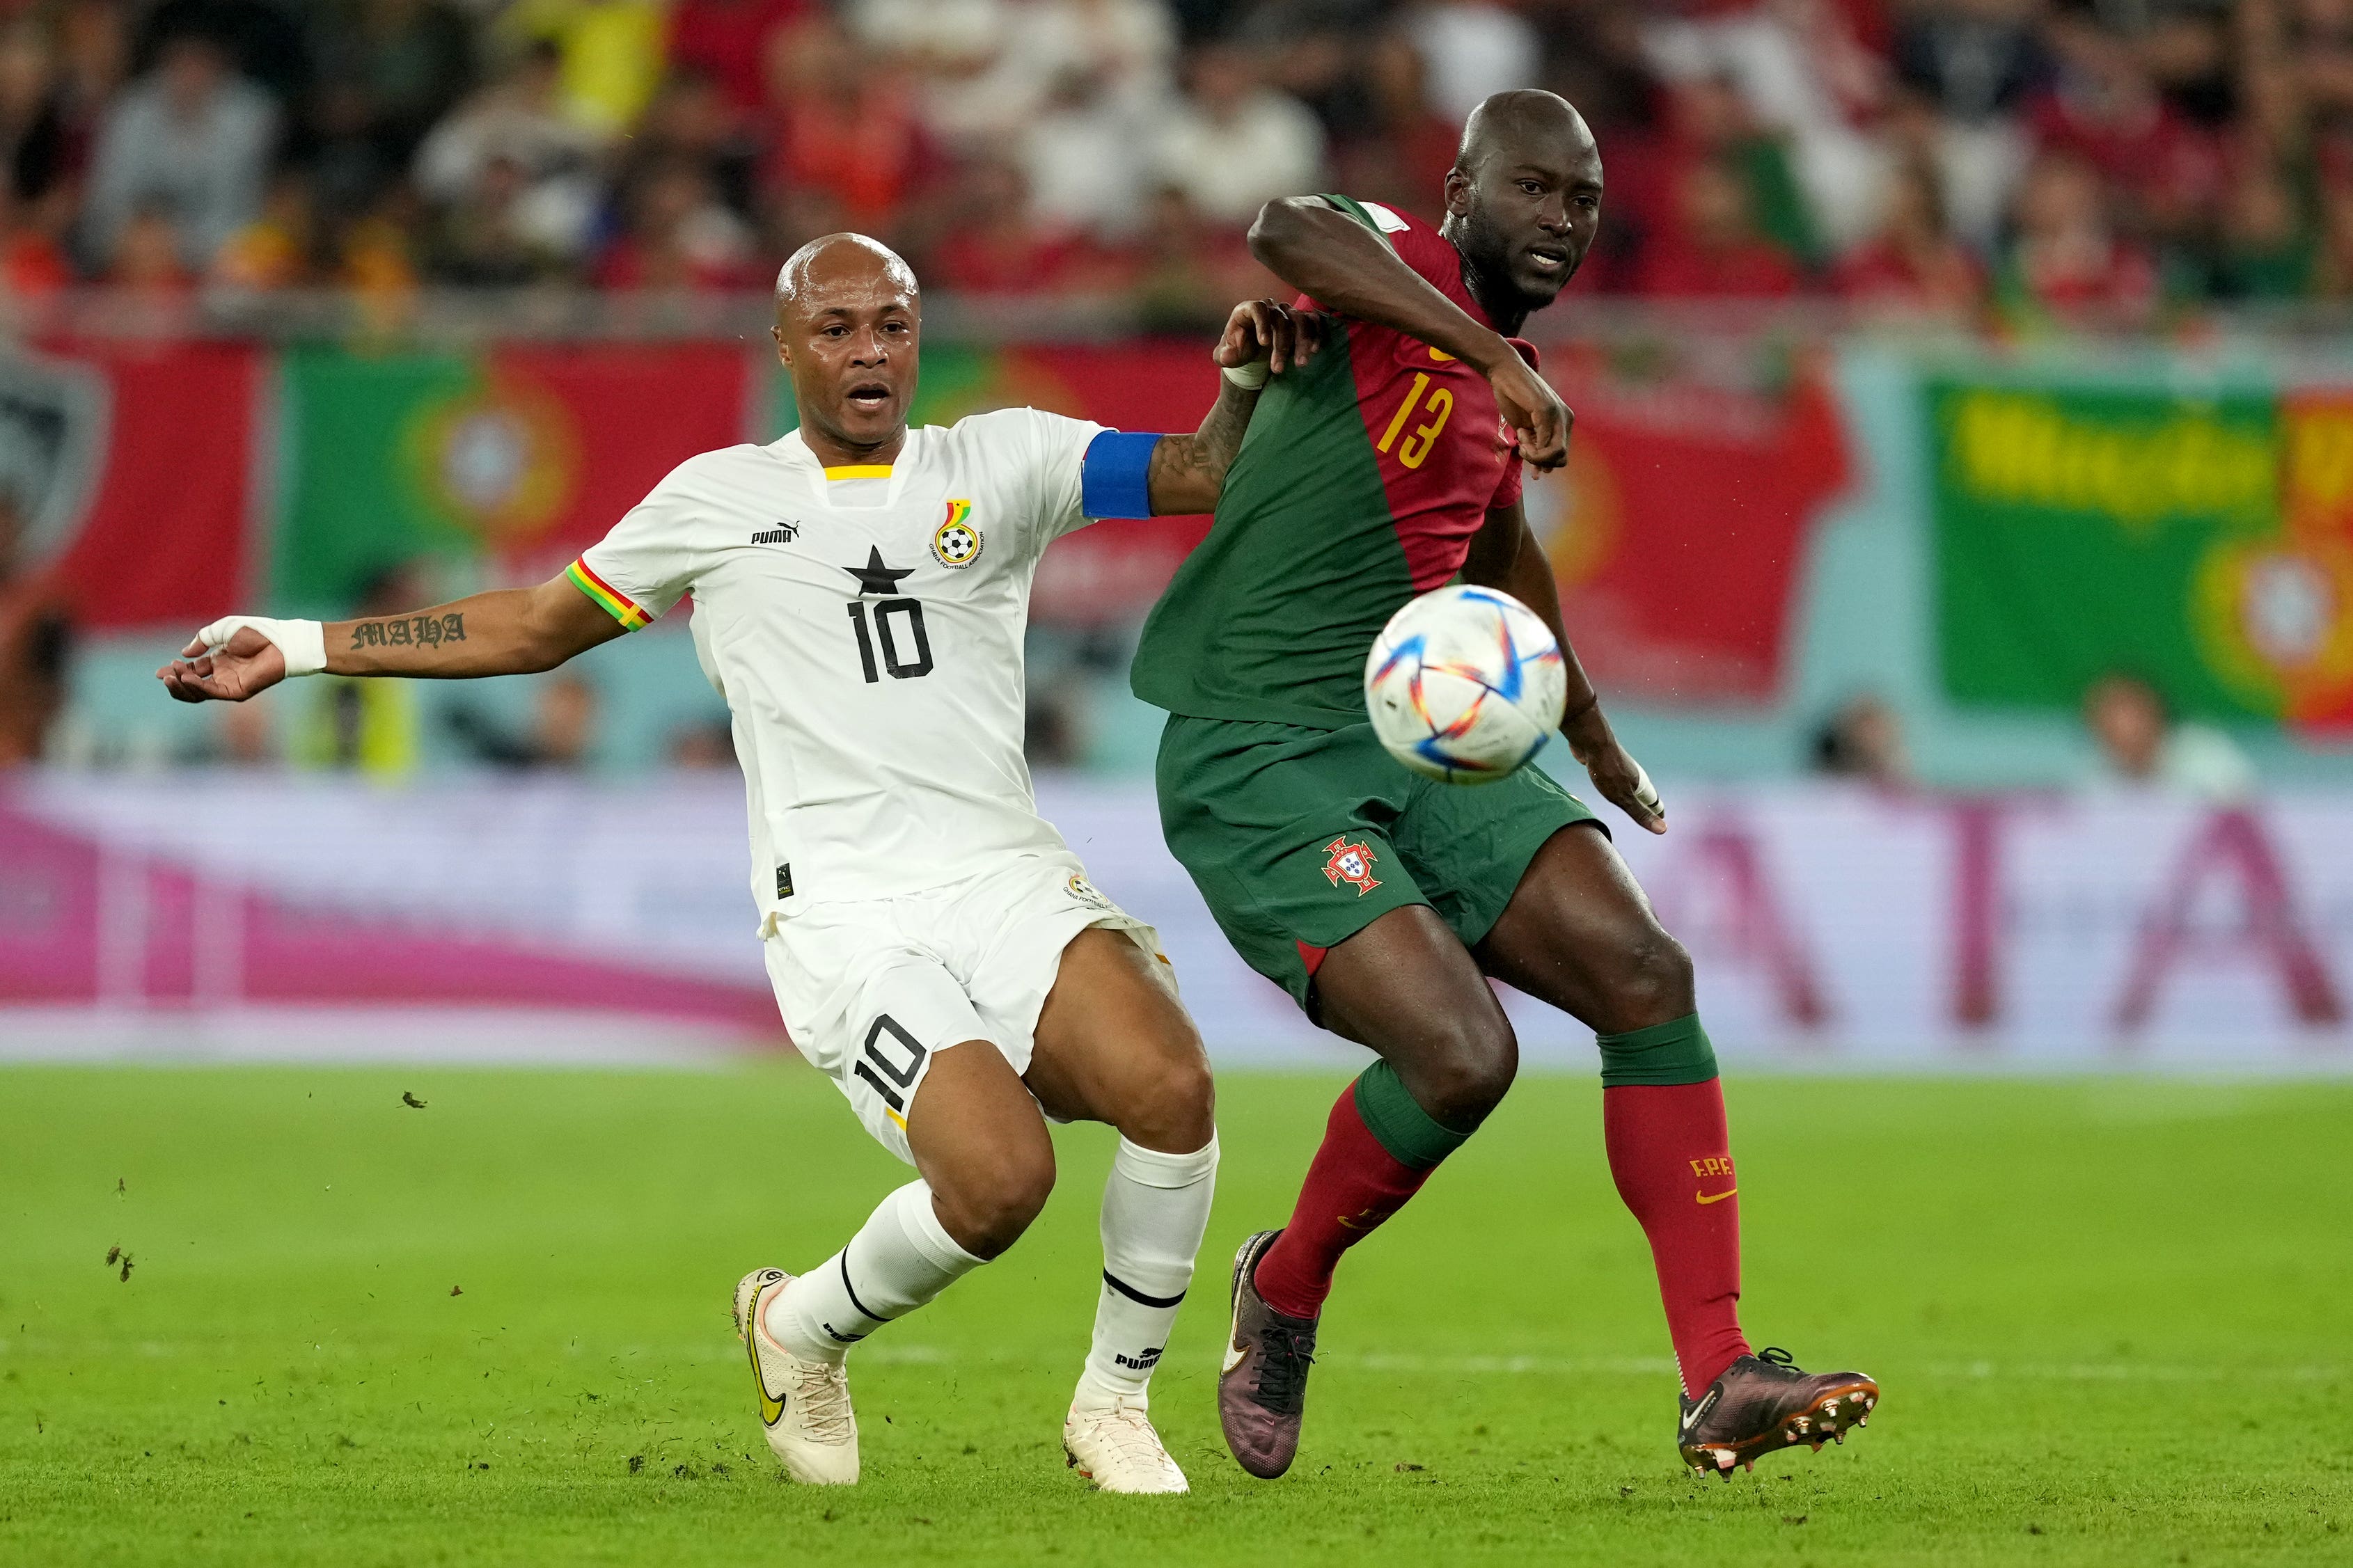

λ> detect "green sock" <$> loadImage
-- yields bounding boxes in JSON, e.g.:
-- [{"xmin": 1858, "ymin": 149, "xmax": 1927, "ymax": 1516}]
[
  {"xmin": 1595, "ymin": 1014, "xmax": 1719, "ymax": 1088},
  {"xmin": 1351, "ymin": 1059, "xmax": 1474, "ymax": 1171}
]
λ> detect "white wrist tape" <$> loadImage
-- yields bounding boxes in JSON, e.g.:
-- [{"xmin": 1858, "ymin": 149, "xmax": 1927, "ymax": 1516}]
[
  {"xmin": 1631, "ymin": 761, "xmax": 1663, "ymax": 816},
  {"xmin": 1222, "ymin": 358, "xmax": 1270, "ymax": 390},
  {"xmin": 196, "ymin": 615, "xmax": 326, "ymax": 677}
]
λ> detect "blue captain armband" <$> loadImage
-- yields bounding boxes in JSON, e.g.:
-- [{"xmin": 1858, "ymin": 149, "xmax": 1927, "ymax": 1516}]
[{"xmin": 1080, "ymin": 429, "xmax": 1165, "ymax": 521}]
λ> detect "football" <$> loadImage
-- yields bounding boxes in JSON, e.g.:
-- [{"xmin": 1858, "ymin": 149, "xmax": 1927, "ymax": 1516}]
[{"xmin": 1364, "ymin": 584, "xmax": 1568, "ymax": 784}]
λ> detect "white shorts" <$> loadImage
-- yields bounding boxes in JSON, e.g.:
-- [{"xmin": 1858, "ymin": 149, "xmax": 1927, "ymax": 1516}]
[{"xmin": 762, "ymin": 852, "xmax": 1174, "ymax": 1164}]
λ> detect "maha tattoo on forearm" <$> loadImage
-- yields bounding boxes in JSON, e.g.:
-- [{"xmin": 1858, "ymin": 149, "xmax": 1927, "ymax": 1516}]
[{"xmin": 349, "ymin": 612, "xmax": 466, "ymax": 650}]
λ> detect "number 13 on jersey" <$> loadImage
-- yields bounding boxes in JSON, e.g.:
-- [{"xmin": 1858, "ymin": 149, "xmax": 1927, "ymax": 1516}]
[{"xmin": 1376, "ymin": 372, "xmax": 1454, "ymax": 470}]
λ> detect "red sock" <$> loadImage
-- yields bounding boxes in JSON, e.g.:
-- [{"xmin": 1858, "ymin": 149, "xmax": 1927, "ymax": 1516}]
[
  {"xmin": 1252, "ymin": 1086, "xmax": 1435, "ymax": 1320},
  {"xmin": 1604, "ymin": 1080, "xmax": 1751, "ymax": 1395}
]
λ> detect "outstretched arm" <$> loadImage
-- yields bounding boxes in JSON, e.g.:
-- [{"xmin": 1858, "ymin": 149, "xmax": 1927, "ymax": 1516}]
[
  {"xmin": 157, "ymin": 575, "xmax": 624, "ymax": 703},
  {"xmin": 1463, "ymin": 500, "xmax": 1664, "ymax": 833},
  {"xmin": 1144, "ymin": 297, "xmax": 1323, "ymax": 515},
  {"xmin": 1247, "ymin": 196, "xmax": 1570, "ymax": 470}
]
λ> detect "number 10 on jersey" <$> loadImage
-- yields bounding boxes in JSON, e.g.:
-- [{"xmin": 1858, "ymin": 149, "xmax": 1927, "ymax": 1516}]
[{"xmin": 847, "ymin": 597, "xmax": 934, "ymax": 682}]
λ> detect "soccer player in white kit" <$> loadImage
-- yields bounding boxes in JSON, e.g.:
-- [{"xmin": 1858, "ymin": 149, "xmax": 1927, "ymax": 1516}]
[{"xmin": 157, "ymin": 233, "xmax": 1321, "ymax": 1494}]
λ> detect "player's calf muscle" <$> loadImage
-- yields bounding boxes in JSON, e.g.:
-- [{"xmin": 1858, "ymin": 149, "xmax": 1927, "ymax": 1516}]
[{"xmin": 1032, "ymin": 933, "xmax": 1215, "ymax": 1152}]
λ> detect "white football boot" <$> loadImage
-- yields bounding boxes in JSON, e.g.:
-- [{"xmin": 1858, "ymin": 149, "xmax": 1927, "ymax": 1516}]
[
  {"xmin": 732, "ymin": 1268, "xmax": 859, "ymax": 1484},
  {"xmin": 1062, "ymin": 1395, "xmax": 1189, "ymax": 1494}
]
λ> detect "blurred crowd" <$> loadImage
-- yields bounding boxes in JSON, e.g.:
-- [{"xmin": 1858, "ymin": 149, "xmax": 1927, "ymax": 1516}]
[{"xmin": 0, "ymin": 0, "xmax": 2338, "ymax": 326}]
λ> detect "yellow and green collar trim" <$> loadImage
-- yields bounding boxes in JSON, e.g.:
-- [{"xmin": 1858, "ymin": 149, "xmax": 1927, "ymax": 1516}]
[{"xmin": 565, "ymin": 557, "xmax": 650, "ymax": 631}]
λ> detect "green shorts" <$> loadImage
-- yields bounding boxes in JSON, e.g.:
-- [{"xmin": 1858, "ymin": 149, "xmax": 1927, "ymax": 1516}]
[{"xmin": 1154, "ymin": 713, "xmax": 1602, "ymax": 1010}]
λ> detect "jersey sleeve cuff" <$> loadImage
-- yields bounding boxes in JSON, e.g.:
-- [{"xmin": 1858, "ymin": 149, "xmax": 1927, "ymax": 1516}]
[
  {"xmin": 1080, "ymin": 429, "xmax": 1162, "ymax": 520},
  {"xmin": 565, "ymin": 558, "xmax": 651, "ymax": 631}
]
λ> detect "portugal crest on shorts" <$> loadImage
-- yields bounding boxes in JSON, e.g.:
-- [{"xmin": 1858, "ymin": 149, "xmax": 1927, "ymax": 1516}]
[
  {"xmin": 1321, "ymin": 837, "xmax": 1381, "ymax": 895},
  {"xmin": 932, "ymin": 500, "xmax": 982, "ymax": 568}
]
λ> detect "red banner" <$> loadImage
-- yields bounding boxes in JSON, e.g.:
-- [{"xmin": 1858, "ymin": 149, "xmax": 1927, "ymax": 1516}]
[{"xmin": 1531, "ymin": 348, "xmax": 1851, "ymax": 704}]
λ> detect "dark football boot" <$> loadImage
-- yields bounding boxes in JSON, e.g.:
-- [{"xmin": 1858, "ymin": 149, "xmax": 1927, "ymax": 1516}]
[
  {"xmin": 1217, "ymin": 1229, "xmax": 1319, "ymax": 1480},
  {"xmin": 1677, "ymin": 1347, "xmax": 1878, "ymax": 1478}
]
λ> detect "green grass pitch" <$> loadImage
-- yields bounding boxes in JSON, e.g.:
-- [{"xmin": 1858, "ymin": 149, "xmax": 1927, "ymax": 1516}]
[{"xmin": 2, "ymin": 1063, "xmax": 2348, "ymax": 1567}]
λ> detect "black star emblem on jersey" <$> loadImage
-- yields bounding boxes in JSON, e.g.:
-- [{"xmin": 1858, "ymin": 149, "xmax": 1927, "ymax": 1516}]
[{"xmin": 842, "ymin": 546, "xmax": 916, "ymax": 596}]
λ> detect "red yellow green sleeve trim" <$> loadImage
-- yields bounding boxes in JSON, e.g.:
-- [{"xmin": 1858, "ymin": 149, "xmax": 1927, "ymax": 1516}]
[{"xmin": 565, "ymin": 558, "xmax": 650, "ymax": 631}]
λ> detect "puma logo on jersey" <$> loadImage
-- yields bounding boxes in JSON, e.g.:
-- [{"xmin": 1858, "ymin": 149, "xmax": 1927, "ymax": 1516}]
[{"xmin": 751, "ymin": 521, "xmax": 800, "ymax": 545}]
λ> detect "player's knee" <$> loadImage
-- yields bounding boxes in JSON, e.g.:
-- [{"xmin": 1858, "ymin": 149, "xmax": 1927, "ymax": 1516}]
[
  {"xmin": 932, "ymin": 1145, "xmax": 1055, "ymax": 1260},
  {"xmin": 1600, "ymin": 924, "xmax": 1694, "ymax": 1031},
  {"xmin": 1119, "ymin": 1043, "xmax": 1216, "ymax": 1153},
  {"xmin": 1412, "ymin": 1015, "xmax": 1518, "ymax": 1129}
]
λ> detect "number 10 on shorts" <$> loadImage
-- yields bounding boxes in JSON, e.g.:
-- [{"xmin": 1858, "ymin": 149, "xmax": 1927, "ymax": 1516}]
[{"xmin": 852, "ymin": 1014, "xmax": 929, "ymax": 1117}]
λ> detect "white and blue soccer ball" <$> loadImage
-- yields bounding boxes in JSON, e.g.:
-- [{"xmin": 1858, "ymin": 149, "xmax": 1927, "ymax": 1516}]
[{"xmin": 1364, "ymin": 585, "xmax": 1567, "ymax": 784}]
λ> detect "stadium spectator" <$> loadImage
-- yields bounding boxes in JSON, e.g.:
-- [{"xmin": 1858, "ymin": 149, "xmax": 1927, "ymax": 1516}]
[
  {"xmin": 1124, "ymin": 180, "xmax": 1272, "ymax": 330},
  {"xmin": 1810, "ymin": 692, "xmax": 1912, "ymax": 789},
  {"xmin": 446, "ymin": 672, "xmax": 601, "ymax": 770},
  {"xmin": 1019, "ymin": 63, "xmax": 1158, "ymax": 239},
  {"xmin": 1325, "ymin": 32, "xmax": 1463, "ymax": 218},
  {"xmin": 0, "ymin": 25, "xmax": 70, "ymax": 218},
  {"xmin": 53, "ymin": 0, "xmax": 130, "ymax": 184},
  {"xmin": 1835, "ymin": 157, "xmax": 1986, "ymax": 315},
  {"xmin": 2084, "ymin": 672, "xmax": 2257, "ymax": 802},
  {"xmin": 80, "ymin": 32, "xmax": 276, "ymax": 270},
  {"xmin": 757, "ymin": 14, "xmax": 938, "ymax": 250},
  {"xmin": 134, "ymin": 0, "xmax": 314, "ymax": 109},
  {"xmin": 1658, "ymin": 74, "xmax": 1823, "ymax": 271},
  {"xmin": 953, "ymin": 0, "xmax": 1178, "ymax": 141},
  {"xmin": 1635, "ymin": 155, "xmax": 1804, "ymax": 296},
  {"xmin": 1640, "ymin": 0, "xmax": 1890, "ymax": 251},
  {"xmin": 1407, "ymin": 0, "xmax": 1541, "ymax": 122},
  {"xmin": 496, "ymin": 0, "xmax": 666, "ymax": 138},
  {"xmin": 2204, "ymin": 153, "xmax": 2318, "ymax": 299},
  {"xmin": 931, "ymin": 157, "xmax": 1086, "ymax": 294},
  {"xmin": 212, "ymin": 168, "xmax": 316, "ymax": 286},
  {"xmin": 665, "ymin": 715, "xmax": 735, "ymax": 769},
  {"xmin": 200, "ymin": 695, "xmax": 276, "ymax": 768},
  {"xmin": 304, "ymin": 0, "xmax": 474, "ymax": 229},
  {"xmin": 1890, "ymin": 0, "xmax": 2042, "ymax": 248},
  {"xmin": 412, "ymin": 40, "xmax": 599, "ymax": 278},
  {"xmin": 1995, "ymin": 150, "xmax": 2164, "ymax": 326},
  {"xmin": 668, "ymin": 0, "xmax": 808, "ymax": 116},
  {"xmin": 107, "ymin": 202, "xmax": 193, "ymax": 289},
  {"xmin": 2027, "ymin": 12, "xmax": 2224, "ymax": 249},
  {"xmin": 1151, "ymin": 41, "xmax": 1325, "ymax": 224},
  {"xmin": 596, "ymin": 156, "xmax": 757, "ymax": 291},
  {"xmin": 624, "ymin": 68, "xmax": 757, "ymax": 219},
  {"xmin": 296, "ymin": 562, "xmax": 425, "ymax": 777}
]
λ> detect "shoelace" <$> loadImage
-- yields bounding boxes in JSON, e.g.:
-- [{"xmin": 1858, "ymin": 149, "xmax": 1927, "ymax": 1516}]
[
  {"xmin": 786, "ymin": 1359, "xmax": 855, "ymax": 1443},
  {"xmin": 1080, "ymin": 1402, "xmax": 1176, "ymax": 1473},
  {"xmin": 1254, "ymin": 1322, "xmax": 1317, "ymax": 1411},
  {"xmin": 1756, "ymin": 1346, "xmax": 1800, "ymax": 1371}
]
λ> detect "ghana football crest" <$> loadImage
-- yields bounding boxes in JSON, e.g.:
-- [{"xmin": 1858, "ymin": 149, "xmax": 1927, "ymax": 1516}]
[
  {"xmin": 932, "ymin": 500, "xmax": 982, "ymax": 568},
  {"xmin": 1321, "ymin": 837, "xmax": 1381, "ymax": 895}
]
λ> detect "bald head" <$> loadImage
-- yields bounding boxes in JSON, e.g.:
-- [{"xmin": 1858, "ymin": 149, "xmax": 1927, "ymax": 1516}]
[
  {"xmin": 773, "ymin": 232, "xmax": 920, "ymax": 322},
  {"xmin": 770, "ymin": 232, "xmax": 922, "ymax": 461},
  {"xmin": 1440, "ymin": 90, "xmax": 1604, "ymax": 328},
  {"xmin": 1454, "ymin": 90, "xmax": 1596, "ymax": 180}
]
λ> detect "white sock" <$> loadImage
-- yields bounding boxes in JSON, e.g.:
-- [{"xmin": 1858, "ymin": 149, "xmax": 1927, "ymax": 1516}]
[
  {"xmin": 764, "ymin": 1180, "xmax": 984, "ymax": 1365},
  {"xmin": 1074, "ymin": 1133, "xmax": 1219, "ymax": 1410}
]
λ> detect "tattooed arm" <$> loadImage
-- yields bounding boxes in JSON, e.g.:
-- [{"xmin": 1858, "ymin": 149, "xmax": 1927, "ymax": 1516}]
[
  {"xmin": 1145, "ymin": 298, "xmax": 1325, "ymax": 516},
  {"xmin": 157, "ymin": 576, "xmax": 623, "ymax": 703}
]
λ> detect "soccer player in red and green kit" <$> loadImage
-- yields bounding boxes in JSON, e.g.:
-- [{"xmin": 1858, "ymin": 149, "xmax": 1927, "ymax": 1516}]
[{"xmin": 1134, "ymin": 90, "xmax": 1879, "ymax": 1480}]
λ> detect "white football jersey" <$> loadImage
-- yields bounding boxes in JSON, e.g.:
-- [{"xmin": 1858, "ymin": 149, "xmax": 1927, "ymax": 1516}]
[{"xmin": 572, "ymin": 407, "xmax": 1120, "ymax": 928}]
